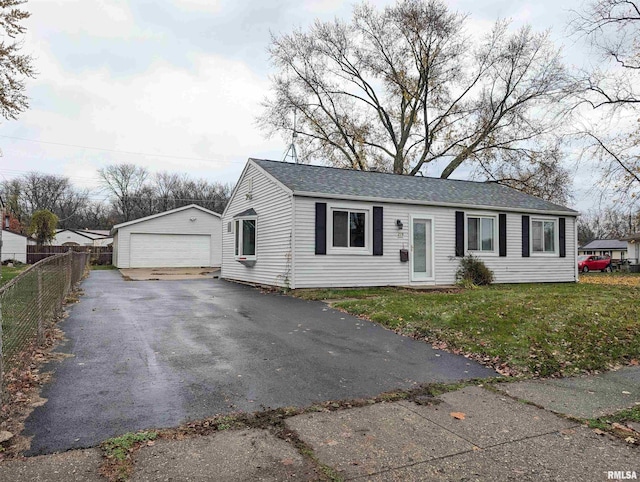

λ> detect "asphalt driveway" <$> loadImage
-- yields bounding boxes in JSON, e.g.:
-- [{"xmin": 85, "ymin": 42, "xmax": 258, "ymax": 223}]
[{"xmin": 24, "ymin": 270, "xmax": 496, "ymax": 455}]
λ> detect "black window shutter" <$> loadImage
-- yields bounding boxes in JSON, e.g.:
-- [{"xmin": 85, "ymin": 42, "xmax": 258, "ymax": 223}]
[
  {"xmin": 373, "ymin": 206, "xmax": 383, "ymax": 256},
  {"xmin": 559, "ymin": 217, "xmax": 566, "ymax": 258},
  {"xmin": 315, "ymin": 203, "xmax": 327, "ymax": 255},
  {"xmin": 522, "ymin": 215, "xmax": 530, "ymax": 257},
  {"xmin": 499, "ymin": 213, "xmax": 507, "ymax": 257},
  {"xmin": 455, "ymin": 211, "xmax": 464, "ymax": 257}
]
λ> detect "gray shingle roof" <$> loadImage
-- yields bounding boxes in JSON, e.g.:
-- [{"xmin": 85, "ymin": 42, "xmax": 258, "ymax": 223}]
[
  {"xmin": 579, "ymin": 239, "xmax": 628, "ymax": 250},
  {"xmin": 252, "ymin": 159, "xmax": 578, "ymax": 215}
]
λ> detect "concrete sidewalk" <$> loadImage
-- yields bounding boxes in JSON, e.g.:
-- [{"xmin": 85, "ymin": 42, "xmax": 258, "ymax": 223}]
[{"xmin": 1, "ymin": 373, "xmax": 639, "ymax": 481}]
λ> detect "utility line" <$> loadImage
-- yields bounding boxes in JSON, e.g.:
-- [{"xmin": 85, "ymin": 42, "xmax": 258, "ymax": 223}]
[{"xmin": 0, "ymin": 135, "xmax": 244, "ymax": 164}]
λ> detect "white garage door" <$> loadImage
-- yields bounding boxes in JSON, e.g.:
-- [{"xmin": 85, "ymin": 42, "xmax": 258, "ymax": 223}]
[{"xmin": 129, "ymin": 233, "xmax": 211, "ymax": 268}]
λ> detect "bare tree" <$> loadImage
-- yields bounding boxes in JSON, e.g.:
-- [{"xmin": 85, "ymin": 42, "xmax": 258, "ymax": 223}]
[
  {"xmin": 0, "ymin": 0, "xmax": 36, "ymax": 121},
  {"xmin": 474, "ymin": 142, "xmax": 572, "ymax": 205},
  {"xmin": 98, "ymin": 164, "xmax": 149, "ymax": 222},
  {"xmin": 153, "ymin": 171, "xmax": 182, "ymax": 212},
  {"xmin": 577, "ymin": 206, "xmax": 639, "ymax": 244},
  {"xmin": 571, "ymin": 0, "xmax": 639, "ymax": 107},
  {"xmin": 570, "ymin": 0, "xmax": 640, "ymax": 204},
  {"xmin": 260, "ymin": 0, "xmax": 570, "ymax": 184},
  {"xmin": 0, "ymin": 173, "xmax": 88, "ymax": 228}
]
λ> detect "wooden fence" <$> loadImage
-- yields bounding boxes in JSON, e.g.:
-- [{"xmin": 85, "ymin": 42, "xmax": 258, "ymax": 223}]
[{"xmin": 27, "ymin": 245, "xmax": 112, "ymax": 265}]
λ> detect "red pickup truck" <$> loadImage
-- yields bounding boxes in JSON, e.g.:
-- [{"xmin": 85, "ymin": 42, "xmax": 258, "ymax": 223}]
[{"xmin": 578, "ymin": 255, "xmax": 612, "ymax": 273}]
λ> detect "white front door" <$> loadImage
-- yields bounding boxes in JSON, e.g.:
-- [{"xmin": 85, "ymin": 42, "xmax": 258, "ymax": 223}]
[{"xmin": 411, "ymin": 216, "xmax": 434, "ymax": 281}]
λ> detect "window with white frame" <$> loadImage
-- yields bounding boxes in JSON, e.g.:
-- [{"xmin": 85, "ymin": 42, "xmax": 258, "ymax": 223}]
[
  {"xmin": 467, "ymin": 215, "xmax": 496, "ymax": 252},
  {"xmin": 331, "ymin": 209, "xmax": 367, "ymax": 249},
  {"xmin": 531, "ymin": 219, "xmax": 556, "ymax": 254},
  {"xmin": 234, "ymin": 217, "xmax": 256, "ymax": 259}
]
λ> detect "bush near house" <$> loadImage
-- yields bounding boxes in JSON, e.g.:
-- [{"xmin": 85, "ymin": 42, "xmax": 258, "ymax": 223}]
[{"xmin": 295, "ymin": 279, "xmax": 640, "ymax": 377}]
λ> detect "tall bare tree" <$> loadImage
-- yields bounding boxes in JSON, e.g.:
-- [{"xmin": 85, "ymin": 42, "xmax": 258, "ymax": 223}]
[
  {"xmin": 260, "ymin": 0, "xmax": 570, "ymax": 186},
  {"xmin": 0, "ymin": 0, "xmax": 36, "ymax": 121},
  {"xmin": 0, "ymin": 173, "xmax": 88, "ymax": 228},
  {"xmin": 571, "ymin": 0, "xmax": 640, "ymax": 204},
  {"xmin": 474, "ymin": 142, "xmax": 572, "ymax": 205},
  {"xmin": 98, "ymin": 164, "xmax": 149, "ymax": 222}
]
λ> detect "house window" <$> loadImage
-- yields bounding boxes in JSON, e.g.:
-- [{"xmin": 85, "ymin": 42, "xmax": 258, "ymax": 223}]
[
  {"xmin": 467, "ymin": 215, "xmax": 496, "ymax": 252},
  {"xmin": 235, "ymin": 217, "xmax": 256, "ymax": 259},
  {"xmin": 332, "ymin": 210, "xmax": 366, "ymax": 248},
  {"xmin": 532, "ymin": 219, "xmax": 556, "ymax": 254}
]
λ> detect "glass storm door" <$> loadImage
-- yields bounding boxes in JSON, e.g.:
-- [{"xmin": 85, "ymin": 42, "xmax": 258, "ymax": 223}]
[{"xmin": 411, "ymin": 217, "xmax": 433, "ymax": 281}]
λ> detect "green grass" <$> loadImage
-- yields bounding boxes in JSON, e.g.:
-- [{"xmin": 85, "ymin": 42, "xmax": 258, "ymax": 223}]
[
  {"xmin": 586, "ymin": 406, "xmax": 640, "ymax": 444},
  {"xmin": 293, "ymin": 287, "xmax": 408, "ymax": 300},
  {"xmin": 298, "ymin": 282, "xmax": 640, "ymax": 377},
  {"xmin": 102, "ymin": 431, "xmax": 158, "ymax": 462},
  {"xmin": 0, "ymin": 264, "xmax": 29, "ymax": 286}
]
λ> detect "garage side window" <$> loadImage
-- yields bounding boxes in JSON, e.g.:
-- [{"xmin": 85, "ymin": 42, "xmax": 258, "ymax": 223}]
[{"xmin": 235, "ymin": 217, "xmax": 256, "ymax": 259}]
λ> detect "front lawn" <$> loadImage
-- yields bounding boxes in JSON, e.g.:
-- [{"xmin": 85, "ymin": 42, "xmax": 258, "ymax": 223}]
[
  {"xmin": 294, "ymin": 281, "xmax": 640, "ymax": 377},
  {"xmin": 0, "ymin": 264, "xmax": 29, "ymax": 286}
]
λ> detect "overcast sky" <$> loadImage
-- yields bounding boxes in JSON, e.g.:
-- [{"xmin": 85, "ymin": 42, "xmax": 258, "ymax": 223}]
[{"xmin": 1, "ymin": 0, "xmax": 598, "ymax": 210}]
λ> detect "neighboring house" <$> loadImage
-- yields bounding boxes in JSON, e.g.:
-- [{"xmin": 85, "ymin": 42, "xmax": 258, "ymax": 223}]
[
  {"xmin": 111, "ymin": 204, "xmax": 222, "ymax": 268},
  {"xmin": 52, "ymin": 229, "xmax": 113, "ymax": 247},
  {"xmin": 1, "ymin": 229, "xmax": 35, "ymax": 263},
  {"xmin": 221, "ymin": 159, "xmax": 580, "ymax": 289},
  {"xmin": 621, "ymin": 233, "xmax": 640, "ymax": 264},
  {"xmin": 578, "ymin": 239, "xmax": 628, "ymax": 260}
]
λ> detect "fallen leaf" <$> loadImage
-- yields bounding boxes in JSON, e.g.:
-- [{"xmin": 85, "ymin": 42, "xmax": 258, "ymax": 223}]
[
  {"xmin": 561, "ymin": 429, "xmax": 575, "ymax": 435},
  {"xmin": 612, "ymin": 423, "xmax": 634, "ymax": 433},
  {"xmin": 630, "ymin": 359, "xmax": 639, "ymax": 366},
  {"xmin": 281, "ymin": 458, "xmax": 295, "ymax": 466},
  {"xmin": 147, "ymin": 441, "xmax": 155, "ymax": 447},
  {"xmin": 450, "ymin": 412, "xmax": 466, "ymax": 420},
  {"xmin": 625, "ymin": 436, "xmax": 636, "ymax": 444},
  {"xmin": 593, "ymin": 428, "xmax": 606, "ymax": 435}
]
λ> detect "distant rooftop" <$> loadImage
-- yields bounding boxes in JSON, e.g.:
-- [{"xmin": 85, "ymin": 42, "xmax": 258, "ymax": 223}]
[
  {"xmin": 252, "ymin": 159, "xmax": 578, "ymax": 215},
  {"xmin": 579, "ymin": 239, "xmax": 628, "ymax": 250}
]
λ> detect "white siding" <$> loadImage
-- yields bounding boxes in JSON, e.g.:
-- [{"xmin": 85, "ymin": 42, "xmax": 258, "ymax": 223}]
[
  {"xmin": 114, "ymin": 206, "xmax": 221, "ymax": 268},
  {"xmin": 112, "ymin": 232, "xmax": 119, "ymax": 267},
  {"xmin": 292, "ymin": 196, "xmax": 578, "ymax": 288},
  {"xmin": 52, "ymin": 230, "xmax": 95, "ymax": 246},
  {"xmin": 130, "ymin": 234, "xmax": 211, "ymax": 268},
  {"xmin": 629, "ymin": 242, "xmax": 640, "ymax": 264},
  {"xmin": 221, "ymin": 163, "xmax": 293, "ymax": 287},
  {"xmin": 1, "ymin": 230, "xmax": 27, "ymax": 263}
]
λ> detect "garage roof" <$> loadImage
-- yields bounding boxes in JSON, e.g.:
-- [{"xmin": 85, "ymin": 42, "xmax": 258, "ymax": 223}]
[{"xmin": 110, "ymin": 204, "xmax": 221, "ymax": 235}]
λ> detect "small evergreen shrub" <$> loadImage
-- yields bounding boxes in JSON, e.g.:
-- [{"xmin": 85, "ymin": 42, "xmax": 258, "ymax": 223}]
[{"xmin": 456, "ymin": 254, "xmax": 494, "ymax": 286}]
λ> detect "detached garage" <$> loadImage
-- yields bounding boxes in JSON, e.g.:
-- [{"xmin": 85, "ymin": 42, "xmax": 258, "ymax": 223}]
[{"xmin": 111, "ymin": 204, "xmax": 222, "ymax": 268}]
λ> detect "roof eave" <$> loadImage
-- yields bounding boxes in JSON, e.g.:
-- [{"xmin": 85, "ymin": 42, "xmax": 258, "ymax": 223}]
[
  {"xmin": 291, "ymin": 191, "xmax": 580, "ymax": 217},
  {"xmin": 111, "ymin": 204, "xmax": 221, "ymax": 235}
]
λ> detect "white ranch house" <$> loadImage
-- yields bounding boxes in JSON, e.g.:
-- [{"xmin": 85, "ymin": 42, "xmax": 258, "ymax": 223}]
[
  {"xmin": 221, "ymin": 159, "xmax": 580, "ymax": 288},
  {"xmin": 52, "ymin": 229, "xmax": 113, "ymax": 247}
]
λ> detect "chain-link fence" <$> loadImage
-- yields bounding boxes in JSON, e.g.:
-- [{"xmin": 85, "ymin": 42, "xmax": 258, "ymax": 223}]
[{"xmin": 0, "ymin": 251, "xmax": 89, "ymax": 404}]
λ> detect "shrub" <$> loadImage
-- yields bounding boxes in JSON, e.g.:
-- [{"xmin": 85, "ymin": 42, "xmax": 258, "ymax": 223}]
[{"xmin": 456, "ymin": 254, "xmax": 494, "ymax": 286}]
